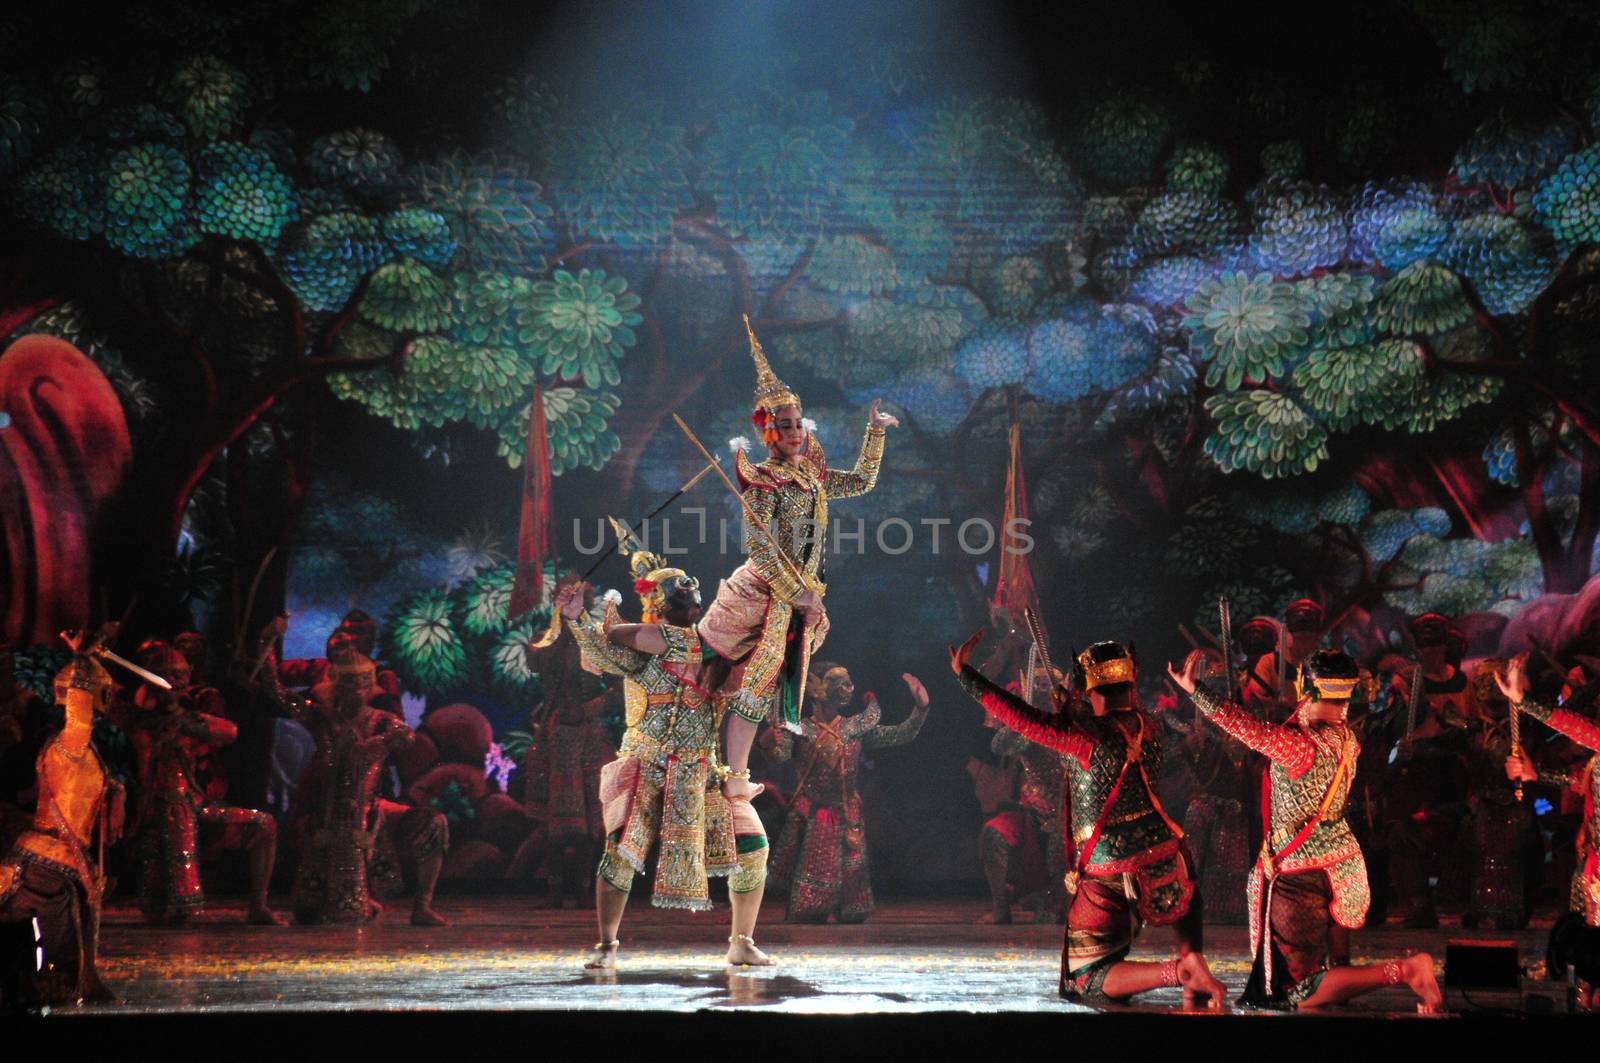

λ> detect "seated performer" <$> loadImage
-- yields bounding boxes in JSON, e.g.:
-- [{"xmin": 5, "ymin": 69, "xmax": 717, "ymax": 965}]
[
  {"xmin": 765, "ymin": 663, "xmax": 930, "ymax": 923},
  {"xmin": 950, "ymin": 631, "xmax": 1227, "ymax": 1008},
  {"xmin": 1502, "ymin": 655, "xmax": 1600, "ymax": 983},
  {"xmin": 523, "ymin": 579, "xmax": 612, "ymax": 909},
  {"xmin": 286, "ymin": 640, "xmax": 449, "ymax": 927},
  {"xmin": 560, "ymin": 545, "xmax": 770, "ymax": 969},
  {"xmin": 976, "ymin": 657, "xmax": 1067, "ymax": 925},
  {"xmin": 127, "ymin": 640, "xmax": 283, "ymax": 925},
  {"xmin": 1459, "ymin": 659, "xmax": 1538, "ymax": 930},
  {"xmin": 0, "ymin": 629, "xmax": 127, "ymax": 1004},
  {"xmin": 1170, "ymin": 648, "xmax": 1442, "ymax": 1011},
  {"xmin": 1384, "ymin": 612, "xmax": 1477, "ymax": 928},
  {"xmin": 1176, "ymin": 715, "xmax": 1250, "ymax": 926}
]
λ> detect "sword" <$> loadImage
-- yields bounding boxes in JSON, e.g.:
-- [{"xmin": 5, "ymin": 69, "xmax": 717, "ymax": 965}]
[
  {"xmin": 1275, "ymin": 619, "xmax": 1289, "ymax": 717},
  {"xmin": 1219, "ymin": 595, "xmax": 1235, "ymax": 703},
  {"xmin": 93, "ymin": 646, "xmax": 173, "ymax": 690},
  {"xmin": 1400, "ymin": 662, "xmax": 1423, "ymax": 761},
  {"xmin": 671, "ymin": 413, "xmax": 813, "ymax": 594},
  {"xmin": 1022, "ymin": 607, "xmax": 1055, "ymax": 680}
]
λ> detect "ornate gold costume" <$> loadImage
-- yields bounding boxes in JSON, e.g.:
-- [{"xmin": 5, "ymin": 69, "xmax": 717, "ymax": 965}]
[
  {"xmin": 700, "ymin": 425, "xmax": 885, "ymax": 729},
  {"xmin": 696, "ymin": 318, "xmax": 887, "ymax": 731},
  {"xmin": 0, "ymin": 652, "xmax": 122, "ymax": 1002},
  {"xmin": 569, "ymin": 603, "xmax": 765, "ymax": 908}
]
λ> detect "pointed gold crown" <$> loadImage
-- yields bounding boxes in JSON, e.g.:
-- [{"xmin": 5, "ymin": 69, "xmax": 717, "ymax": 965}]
[{"xmin": 745, "ymin": 314, "xmax": 801, "ymax": 416}]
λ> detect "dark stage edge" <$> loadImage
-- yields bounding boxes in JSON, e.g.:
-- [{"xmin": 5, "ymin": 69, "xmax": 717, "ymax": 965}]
[{"xmin": 16, "ymin": 900, "xmax": 1591, "ymax": 1055}]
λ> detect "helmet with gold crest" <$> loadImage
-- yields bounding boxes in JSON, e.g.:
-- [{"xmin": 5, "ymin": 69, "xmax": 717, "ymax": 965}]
[
  {"xmin": 608, "ymin": 516, "xmax": 701, "ymax": 624},
  {"xmin": 1074, "ymin": 640, "xmax": 1138, "ymax": 692},
  {"xmin": 1298, "ymin": 649, "xmax": 1362, "ymax": 708}
]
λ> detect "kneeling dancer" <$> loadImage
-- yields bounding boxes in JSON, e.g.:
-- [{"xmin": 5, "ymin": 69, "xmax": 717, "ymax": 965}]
[
  {"xmin": 1171, "ymin": 648, "xmax": 1441, "ymax": 1011},
  {"xmin": 561, "ymin": 547, "xmax": 769, "ymax": 969},
  {"xmin": 950, "ymin": 631, "xmax": 1225, "ymax": 1007},
  {"xmin": 1500, "ymin": 654, "xmax": 1600, "ymax": 1007}
]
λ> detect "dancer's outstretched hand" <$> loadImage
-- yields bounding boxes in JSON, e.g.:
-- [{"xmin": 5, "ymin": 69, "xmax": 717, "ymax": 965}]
[
  {"xmin": 867, "ymin": 399, "xmax": 900, "ymax": 430},
  {"xmin": 1166, "ymin": 650, "xmax": 1206, "ymax": 695},
  {"xmin": 949, "ymin": 629, "xmax": 984, "ymax": 675},
  {"xmin": 1493, "ymin": 653, "xmax": 1528, "ymax": 705},
  {"xmin": 558, "ymin": 582, "xmax": 590, "ymax": 620}
]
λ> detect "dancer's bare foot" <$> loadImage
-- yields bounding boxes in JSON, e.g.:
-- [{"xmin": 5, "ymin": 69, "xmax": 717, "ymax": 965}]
[
  {"xmin": 247, "ymin": 903, "xmax": 287, "ymax": 926},
  {"xmin": 1177, "ymin": 952, "xmax": 1227, "ymax": 1010},
  {"xmin": 411, "ymin": 903, "xmax": 450, "ymax": 927},
  {"xmin": 1404, "ymin": 953, "xmax": 1443, "ymax": 1013},
  {"xmin": 726, "ymin": 933, "xmax": 774, "ymax": 966},
  {"xmin": 722, "ymin": 776, "xmax": 764, "ymax": 801},
  {"xmin": 584, "ymin": 940, "xmax": 619, "ymax": 970}
]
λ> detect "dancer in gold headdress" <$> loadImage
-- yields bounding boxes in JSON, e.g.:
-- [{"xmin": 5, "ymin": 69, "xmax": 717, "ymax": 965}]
[{"xmin": 698, "ymin": 317, "xmax": 898, "ymax": 802}]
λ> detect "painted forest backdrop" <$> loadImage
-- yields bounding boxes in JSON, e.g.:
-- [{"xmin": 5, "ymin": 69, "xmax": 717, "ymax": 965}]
[{"xmin": 6, "ymin": 0, "xmax": 1600, "ymax": 885}]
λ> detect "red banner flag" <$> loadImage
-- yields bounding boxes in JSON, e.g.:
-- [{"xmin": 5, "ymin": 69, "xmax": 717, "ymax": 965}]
[
  {"xmin": 508, "ymin": 383, "xmax": 552, "ymax": 620},
  {"xmin": 991, "ymin": 407, "xmax": 1040, "ymax": 629}
]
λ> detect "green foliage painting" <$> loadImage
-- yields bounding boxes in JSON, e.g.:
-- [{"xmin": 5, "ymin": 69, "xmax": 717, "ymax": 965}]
[{"xmin": 7, "ymin": 0, "xmax": 1600, "ymax": 684}]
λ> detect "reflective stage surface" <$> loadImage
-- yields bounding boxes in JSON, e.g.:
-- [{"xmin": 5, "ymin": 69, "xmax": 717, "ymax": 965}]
[{"xmin": 64, "ymin": 899, "xmax": 1559, "ymax": 1017}]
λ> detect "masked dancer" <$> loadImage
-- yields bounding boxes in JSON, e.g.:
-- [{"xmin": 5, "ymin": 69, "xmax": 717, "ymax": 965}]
[
  {"xmin": 951, "ymin": 630, "xmax": 1226, "ymax": 1008},
  {"xmin": 765, "ymin": 664, "xmax": 930, "ymax": 922},
  {"xmin": 0, "ymin": 629, "xmax": 128, "ymax": 1003},
  {"xmin": 561, "ymin": 535, "xmax": 769, "ymax": 969},
  {"xmin": 1171, "ymin": 648, "xmax": 1441, "ymax": 1011}
]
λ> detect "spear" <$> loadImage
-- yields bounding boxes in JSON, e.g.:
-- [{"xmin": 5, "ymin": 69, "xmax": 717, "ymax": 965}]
[
  {"xmin": 577, "ymin": 459, "xmax": 722, "ymax": 583},
  {"xmin": 1022, "ymin": 606, "xmax": 1056, "ymax": 679},
  {"xmin": 1276, "ymin": 618, "xmax": 1289, "ymax": 716}
]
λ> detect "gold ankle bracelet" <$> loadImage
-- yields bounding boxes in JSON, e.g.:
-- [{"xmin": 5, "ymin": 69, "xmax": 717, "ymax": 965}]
[
  {"xmin": 592, "ymin": 939, "xmax": 619, "ymax": 950},
  {"xmin": 728, "ymin": 933, "xmax": 756, "ymax": 945}
]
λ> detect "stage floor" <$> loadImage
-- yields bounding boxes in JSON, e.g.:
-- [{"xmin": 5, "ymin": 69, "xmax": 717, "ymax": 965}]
[{"xmin": 65, "ymin": 898, "xmax": 1560, "ymax": 1018}]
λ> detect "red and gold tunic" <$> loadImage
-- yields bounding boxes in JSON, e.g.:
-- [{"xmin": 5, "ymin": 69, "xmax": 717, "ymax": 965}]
[
  {"xmin": 1190, "ymin": 685, "xmax": 1368, "ymax": 995},
  {"xmin": 957, "ymin": 667, "xmax": 1189, "ymax": 915},
  {"xmin": 1516, "ymin": 698, "xmax": 1600, "ymax": 925},
  {"xmin": 569, "ymin": 604, "xmax": 765, "ymax": 908}
]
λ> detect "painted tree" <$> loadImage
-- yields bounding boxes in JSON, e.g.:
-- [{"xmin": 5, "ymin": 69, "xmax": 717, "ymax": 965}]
[
  {"xmin": 0, "ymin": 5, "xmax": 627, "ymax": 650},
  {"xmin": 10, "ymin": 0, "xmax": 1600, "ymax": 684}
]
